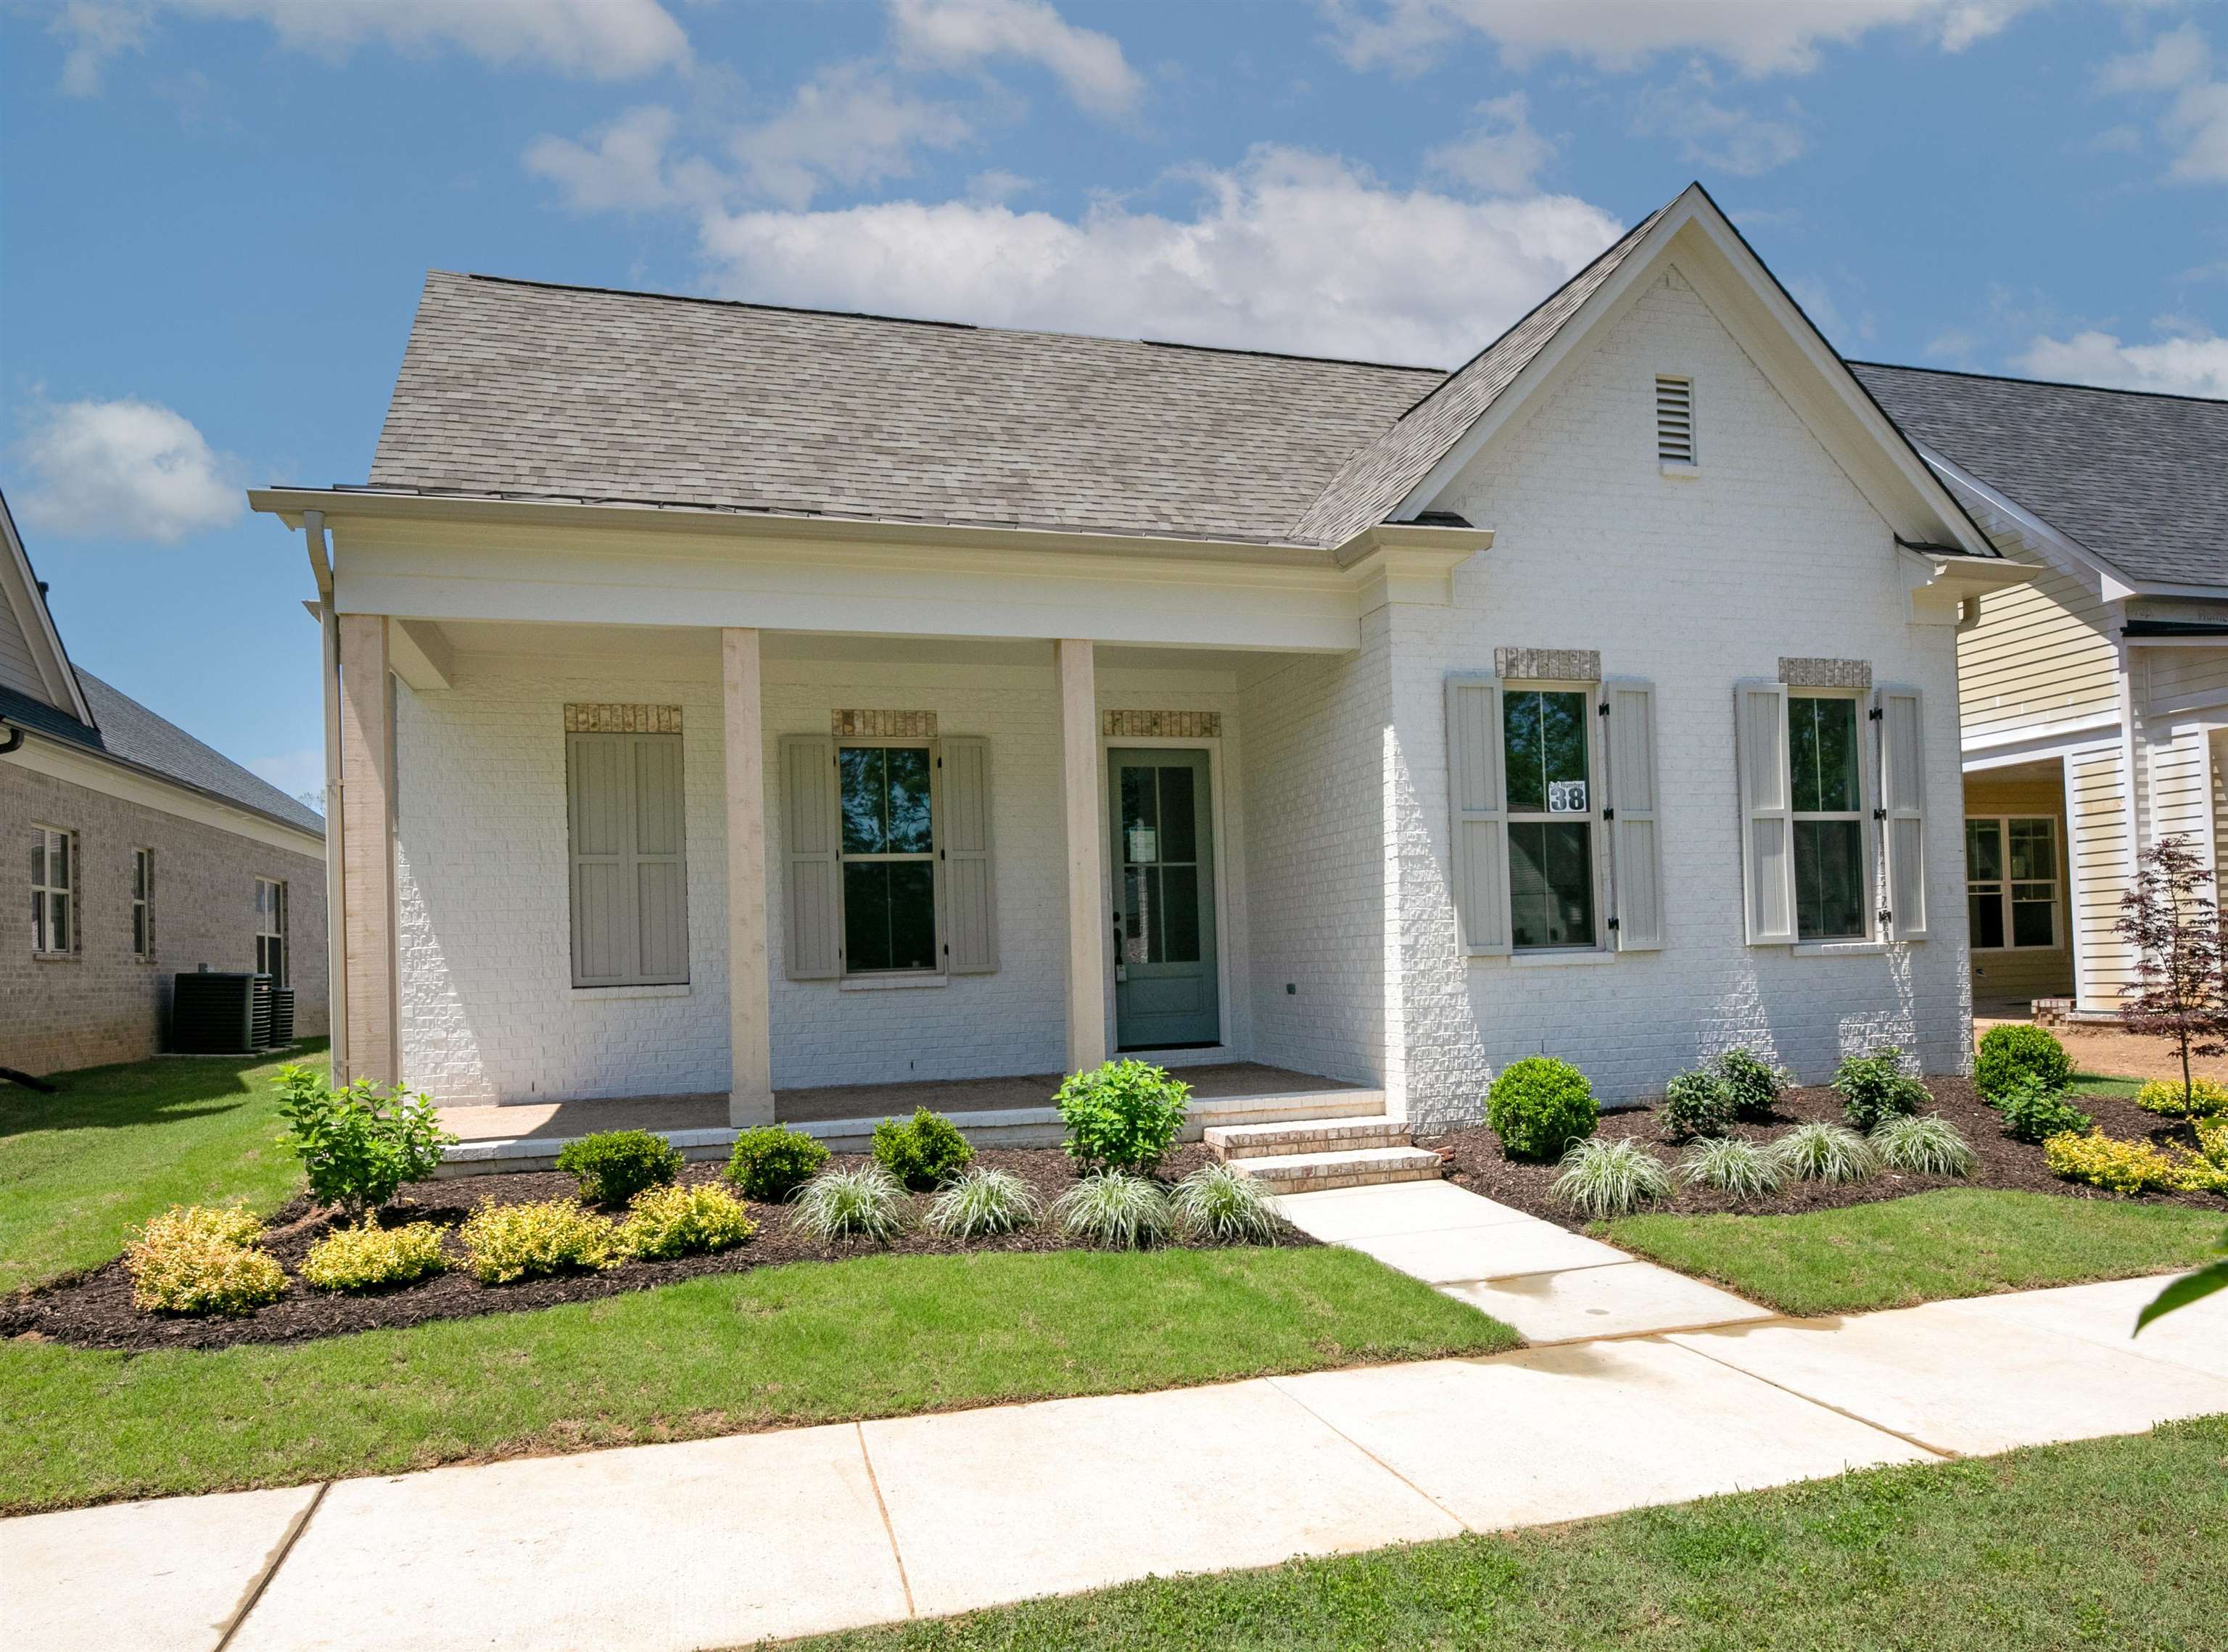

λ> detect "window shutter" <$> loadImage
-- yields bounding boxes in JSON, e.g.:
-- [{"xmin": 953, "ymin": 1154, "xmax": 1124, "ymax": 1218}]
[
  {"xmin": 1876, "ymin": 685, "xmax": 1928, "ymax": 941},
  {"xmin": 780, "ymin": 734, "xmax": 841, "ymax": 980},
  {"xmin": 1735, "ymin": 681, "xmax": 1798, "ymax": 946},
  {"xmin": 1446, "ymin": 675, "xmax": 1511, "ymax": 956},
  {"xmin": 940, "ymin": 735, "xmax": 997, "ymax": 974},
  {"xmin": 569, "ymin": 732, "xmax": 632, "ymax": 986},
  {"xmin": 1603, "ymin": 678, "xmax": 1665, "ymax": 951},
  {"xmin": 631, "ymin": 733, "xmax": 690, "ymax": 983}
]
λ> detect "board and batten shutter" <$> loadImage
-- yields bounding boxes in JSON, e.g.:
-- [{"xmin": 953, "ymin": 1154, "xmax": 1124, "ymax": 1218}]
[
  {"xmin": 1602, "ymin": 677, "xmax": 1666, "ymax": 951},
  {"xmin": 938, "ymin": 735, "xmax": 997, "ymax": 973},
  {"xmin": 1876, "ymin": 685, "xmax": 1929, "ymax": 941},
  {"xmin": 780, "ymin": 734, "xmax": 841, "ymax": 980},
  {"xmin": 1445, "ymin": 674, "xmax": 1511, "ymax": 956},
  {"xmin": 1734, "ymin": 680, "xmax": 1798, "ymax": 946},
  {"xmin": 567, "ymin": 730, "xmax": 689, "ymax": 987}
]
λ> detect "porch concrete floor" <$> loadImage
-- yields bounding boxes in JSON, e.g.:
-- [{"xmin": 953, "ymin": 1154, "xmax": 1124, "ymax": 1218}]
[{"xmin": 438, "ymin": 1062, "xmax": 1366, "ymax": 1143}]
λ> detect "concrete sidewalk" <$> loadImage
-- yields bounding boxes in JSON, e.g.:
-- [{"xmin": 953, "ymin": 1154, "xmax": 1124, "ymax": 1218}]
[{"xmin": 9, "ymin": 1263, "xmax": 2224, "ymax": 1652}]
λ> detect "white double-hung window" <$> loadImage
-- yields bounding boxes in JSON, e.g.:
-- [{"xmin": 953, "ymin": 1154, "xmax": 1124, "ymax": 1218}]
[
  {"xmin": 1502, "ymin": 687, "xmax": 1599, "ymax": 950},
  {"xmin": 1788, "ymin": 694, "xmax": 1868, "ymax": 941},
  {"xmin": 1968, "ymin": 817, "xmax": 2058, "ymax": 949},
  {"xmin": 31, "ymin": 825, "xmax": 75, "ymax": 955}
]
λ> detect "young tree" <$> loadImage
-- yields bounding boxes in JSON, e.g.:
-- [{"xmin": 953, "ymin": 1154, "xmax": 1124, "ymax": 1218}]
[{"xmin": 2116, "ymin": 833, "xmax": 2228, "ymax": 1108}]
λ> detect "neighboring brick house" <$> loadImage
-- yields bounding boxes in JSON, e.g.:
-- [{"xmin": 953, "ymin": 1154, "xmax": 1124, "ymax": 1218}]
[
  {"xmin": 252, "ymin": 181, "xmax": 2025, "ymax": 1159},
  {"xmin": 1, "ymin": 493, "xmax": 327, "ymax": 1074}
]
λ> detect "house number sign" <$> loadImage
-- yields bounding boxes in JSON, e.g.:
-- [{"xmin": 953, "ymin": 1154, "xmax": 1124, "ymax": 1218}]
[{"xmin": 1548, "ymin": 780, "xmax": 1587, "ymax": 814}]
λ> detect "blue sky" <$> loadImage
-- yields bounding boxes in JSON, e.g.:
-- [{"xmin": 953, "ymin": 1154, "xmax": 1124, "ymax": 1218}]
[{"xmin": 4, "ymin": 0, "xmax": 2225, "ymax": 805}]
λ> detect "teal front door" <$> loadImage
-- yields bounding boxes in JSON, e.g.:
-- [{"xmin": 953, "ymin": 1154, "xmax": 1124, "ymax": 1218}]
[{"xmin": 1109, "ymin": 748, "xmax": 1220, "ymax": 1049}]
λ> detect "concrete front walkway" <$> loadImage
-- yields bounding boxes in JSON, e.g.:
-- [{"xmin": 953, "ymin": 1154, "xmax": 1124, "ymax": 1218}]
[{"xmin": 9, "ymin": 1267, "xmax": 2224, "ymax": 1652}]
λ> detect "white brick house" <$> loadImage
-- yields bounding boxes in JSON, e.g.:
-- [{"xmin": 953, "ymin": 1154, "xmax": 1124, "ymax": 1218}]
[{"xmin": 254, "ymin": 183, "xmax": 2023, "ymax": 1144}]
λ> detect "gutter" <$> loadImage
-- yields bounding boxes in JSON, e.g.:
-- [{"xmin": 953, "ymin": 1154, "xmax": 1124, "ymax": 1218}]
[{"xmin": 307, "ymin": 510, "xmax": 349, "ymax": 1086}]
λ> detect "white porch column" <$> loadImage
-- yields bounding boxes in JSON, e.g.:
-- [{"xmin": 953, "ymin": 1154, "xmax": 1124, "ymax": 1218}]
[
  {"xmin": 336, "ymin": 614, "xmax": 397, "ymax": 1086},
  {"xmin": 724, "ymin": 627, "xmax": 775, "ymax": 1126},
  {"xmin": 1057, "ymin": 638, "xmax": 1108, "ymax": 1073}
]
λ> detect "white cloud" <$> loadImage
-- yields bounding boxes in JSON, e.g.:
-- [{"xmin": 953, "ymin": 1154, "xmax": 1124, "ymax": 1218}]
[
  {"xmin": 2097, "ymin": 22, "xmax": 2228, "ymax": 184},
  {"xmin": 1424, "ymin": 93, "xmax": 1555, "ymax": 193},
  {"xmin": 525, "ymin": 106, "xmax": 724, "ymax": 213},
  {"xmin": 693, "ymin": 146, "xmax": 1625, "ymax": 365},
  {"xmin": 51, "ymin": 0, "xmax": 689, "ymax": 94},
  {"xmin": 891, "ymin": 0, "xmax": 1143, "ymax": 117},
  {"xmin": 2097, "ymin": 21, "xmax": 2209, "ymax": 96},
  {"xmin": 2014, "ymin": 329, "xmax": 2228, "ymax": 397},
  {"xmin": 729, "ymin": 64, "xmax": 973, "ymax": 208},
  {"xmin": 1629, "ymin": 76, "xmax": 1807, "ymax": 174},
  {"xmin": 16, "ymin": 398, "xmax": 242, "ymax": 542},
  {"xmin": 1325, "ymin": 0, "xmax": 2039, "ymax": 78}
]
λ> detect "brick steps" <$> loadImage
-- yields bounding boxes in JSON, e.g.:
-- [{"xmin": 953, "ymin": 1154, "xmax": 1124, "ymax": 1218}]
[
  {"xmin": 1203, "ymin": 1116, "xmax": 1411, "ymax": 1159},
  {"xmin": 1213, "ymin": 1124, "xmax": 1445, "ymax": 1194}
]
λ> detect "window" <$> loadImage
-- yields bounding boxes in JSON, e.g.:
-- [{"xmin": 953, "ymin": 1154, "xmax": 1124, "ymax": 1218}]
[
  {"xmin": 1502, "ymin": 688, "xmax": 1597, "ymax": 949},
  {"xmin": 838, "ymin": 745, "xmax": 938, "ymax": 972},
  {"xmin": 30, "ymin": 825, "xmax": 75, "ymax": 954},
  {"xmin": 1788, "ymin": 695, "xmax": 1867, "ymax": 941},
  {"xmin": 1968, "ymin": 817, "xmax": 2058, "ymax": 949},
  {"xmin": 132, "ymin": 849, "xmax": 154, "ymax": 957},
  {"xmin": 1656, "ymin": 374, "xmax": 1696, "ymax": 466},
  {"xmin": 255, "ymin": 879, "xmax": 287, "ymax": 984},
  {"xmin": 566, "ymin": 727, "xmax": 689, "ymax": 988}
]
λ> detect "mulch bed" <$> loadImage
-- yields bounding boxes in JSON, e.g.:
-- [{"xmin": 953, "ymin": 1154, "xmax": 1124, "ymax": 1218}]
[
  {"xmin": 1, "ymin": 1143, "xmax": 1306, "ymax": 1354},
  {"xmin": 1420, "ymin": 1077, "xmax": 2228, "ymax": 1232}
]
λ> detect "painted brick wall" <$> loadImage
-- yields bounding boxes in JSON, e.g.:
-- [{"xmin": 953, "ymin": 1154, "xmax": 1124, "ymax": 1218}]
[{"xmin": 2, "ymin": 764, "xmax": 328, "ymax": 1075}]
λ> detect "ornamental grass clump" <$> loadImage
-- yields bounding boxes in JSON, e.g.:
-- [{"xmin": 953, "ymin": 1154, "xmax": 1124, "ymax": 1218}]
[
  {"xmin": 1833, "ymin": 1050, "xmax": 1930, "ymax": 1132},
  {"xmin": 925, "ymin": 1168, "xmax": 1041, "ymax": 1240},
  {"xmin": 1486, "ymin": 1057, "xmax": 1598, "ymax": 1162},
  {"xmin": 617, "ymin": 1183, "xmax": 757, "ymax": 1260},
  {"xmin": 125, "ymin": 1205, "xmax": 286, "ymax": 1316},
  {"xmin": 872, "ymin": 1108, "xmax": 974, "ymax": 1191},
  {"xmin": 791, "ymin": 1165, "xmax": 909, "ymax": 1244},
  {"xmin": 1676, "ymin": 1136, "xmax": 1783, "ymax": 1199},
  {"xmin": 1052, "ymin": 1170, "xmax": 1173, "ymax": 1250},
  {"xmin": 1771, "ymin": 1121, "xmax": 1879, "ymax": 1185},
  {"xmin": 458, "ymin": 1197, "xmax": 621, "ymax": 1284},
  {"xmin": 1871, "ymin": 1114, "xmax": 1976, "ymax": 1178},
  {"xmin": 1712, "ymin": 1048, "xmax": 1791, "ymax": 1121},
  {"xmin": 1056, "ymin": 1060, "xmax": 1190, "ymax": 1173},
  {"xmin": 1551, "ymin": 1138, "xmax": 1674, "ymax": 1219},
  {"xmin": 556, "ymin": 1129, "xmax": 683, "ymax": 1208},
  {"xmin": 1658, "ymin": 1070, "xmax": 1738, "ymax": 1141},
  {"xmin": 1170, "ymin": 1162, "xmax": 1280, "ymax": 1243},
  {"xmin": 1972, "ymin": 1024, "xmax": 2073, "ymax": 1102},
  {"xmin": 2134, "ymin": 1077, "xmax": 2228, "ymax": 1120},
  {"xmin": 300, "ymin": 1221, "xmax": 449, "ymax": 1292},
  {"xmin": 725, "ymin": 1126, "xmax": 830, "ymax": 1202},
  {"xmin": 1995, "ymin": 1075, "xmax": 2094, "ymax": 1145}
]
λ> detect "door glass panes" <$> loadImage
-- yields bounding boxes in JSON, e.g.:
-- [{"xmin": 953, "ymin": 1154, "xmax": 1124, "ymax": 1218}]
[
  {"xmin": 1503, "ymin": 690, "xmax": 1589, "ymax": 814},
  {"xmin": 1794, "ymin": 819, "xmax": 1866, "ymax": 941},
  {"xmin": 1789, "ymin": 697, "xmax": 1860, "ymax": 812},
  {"xmin": 1121, "ymin": 764, "xmax": 1202, "ymax": 965},
  {"xmin": 838, "ymin": 746, "xmax": 936, "ymax": 972},
  {"xmin": 1509, "ymin": 821, "xmax": 1595, "ymax": 949}
]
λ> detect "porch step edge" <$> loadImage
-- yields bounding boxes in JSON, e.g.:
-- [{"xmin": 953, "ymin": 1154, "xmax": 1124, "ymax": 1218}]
[
  {"xmin": 1231, "ymin": 1144, "xmax": 1443, "ymax": 1194},
  {"xmin": 1205, "ymin": 1117, "xmax": 1408, "ymax": 1159}
]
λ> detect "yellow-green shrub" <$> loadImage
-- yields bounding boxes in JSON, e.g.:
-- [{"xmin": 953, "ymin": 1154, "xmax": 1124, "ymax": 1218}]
[
  {"xmin": 2135, "ymin": 1077, "xmax": 2228, "ymax": 1119},
  {"xmin": 125, "ymin": 1205, "xmax": 286, "ymax": 1315},
  {"xmin": 458, "ymin": 1197, "xmax": 620, "ymax": 1284},
  {"xmin": 2044, "ymin": 1128, "xmax": 2227, "ymax": 1195},
  {"xmin": 617, "ymin": 1182, "xmax": 758, "ymax": 1260},
  {"xmin": 300, "ymin": 1221, "xmax": 450, "ymax": 1292}
]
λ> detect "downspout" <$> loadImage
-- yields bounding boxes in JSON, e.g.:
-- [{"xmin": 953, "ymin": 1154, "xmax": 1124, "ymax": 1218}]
[{"xmin": 307, "ymin": 511, "xmax": 349, "ymax": 1085}]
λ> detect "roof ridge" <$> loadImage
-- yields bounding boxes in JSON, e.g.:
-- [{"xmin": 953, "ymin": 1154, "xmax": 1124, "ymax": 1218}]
[{"xmin": 1850, "ymin": 358, "xmax": 2228, "ymax": 408}]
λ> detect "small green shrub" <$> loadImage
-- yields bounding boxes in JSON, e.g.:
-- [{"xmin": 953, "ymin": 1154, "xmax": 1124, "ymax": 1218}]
[
  {"xmin": 872, "ymin": 1108, "xmax": 975, "ymax": 1191},
  {"xmin": 273, "ymin": 1065, "xmax": 455, "ymax": 1219},
  {"xmin": 2134, "ymin": 1076, "xmax": 2228, "ymax": 1119},
  {"xmin": 1712, "ymin": 1049, "xmax": 1791, "ymax": 1120},
  {"xmin": 1871, "ymin": 1113, "xmax": 1976, "ymax": 1178},
  {"xmin": 1551, "ymin": 1138, "xmax": 1674, "ymax": 1219},
  {"xmin": 1997, "ymin": 1076, "xmax": 2094, "ymax": 1145},
  {"xmin": 1052, "ymin": 1171, "xmax": 1173, "ymax": 1249},
  {"xmin": 1973, "ymin": 1024, "xmax": 2072, "ymax": 1101},
  {"xmin": 1170, "ymin": 1162, "xmax": 1280, "ymax": 1243},
  {"xmin": 1676, "ymin": 1136, "xmax": 1783, "ymax": 1199},
  {"xmin": 1055, "ymin": 1060, "xmax": 1191, "ymax": 1174},
  {"xmin": 1485, "ymin": 1057, "xmax": 1598, "ymax": 1162},
  {"xmin": 556, "ymin": 1129, "xmax": 683, "ymax": 1207},
  {"xmin": 617, "ymin": 1182, "xmax": 757, "ymax": 1259},
  {"xmin": 1833, "ymin": 1050, "xmax": 1930, "ymax": 1132},
  {"xmin": 458, "ymin": 1197, "xmax": 621, "ymax": 1284},
  {"xmin": 300, "ymin": 1221, "xmax": 449, "ymax": 1292},
  {"xmin": 125, "ymin": 1205, "xmax": 286, "ymax": 1316},
  {"xmin": 1770, "ymin": 1121, "xmax": 1879, "ymax": 1184},
  {"xmin": 924, "ymin": 1168, "xmax": 1041, "ymax": 1239},
  {"xmin": 1658, "ymin": 1070, "xmax": 1738, "ymax": 1141},
  {"xmin": 791, "ymin": 1165, "xmax": 909, "ymax": 1244},
  {"xmin": 725, "ymin": 1126, "xmax": 831, "ymax": 1202}
]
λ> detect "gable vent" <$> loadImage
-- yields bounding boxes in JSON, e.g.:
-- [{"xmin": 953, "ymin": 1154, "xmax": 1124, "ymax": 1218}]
[{"xmin": 1655, "ymin": 375, "xmax": 1696, "ymax": 466}]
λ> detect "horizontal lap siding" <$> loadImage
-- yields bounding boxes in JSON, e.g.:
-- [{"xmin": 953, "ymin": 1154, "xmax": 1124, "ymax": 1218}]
[
  {"xmin": 2069, "ymin": 746, "xmax": 2135, "ymax": 1009},
  {"xmin": 1958, "ymin": 566, "xmax": 2118, "ymax": 745}
]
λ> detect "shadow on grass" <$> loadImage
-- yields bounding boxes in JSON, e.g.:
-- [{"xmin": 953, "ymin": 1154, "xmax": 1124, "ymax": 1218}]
[{"xmin": 0, "ymin": 1039, "xmax": 329, "ymax": 1140}]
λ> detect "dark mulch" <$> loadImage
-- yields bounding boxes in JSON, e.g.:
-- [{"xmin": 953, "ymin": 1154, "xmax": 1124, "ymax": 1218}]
[
  {"xmin": 1421, "ymin": 1077, "xmax": 2228, "ymax": 1232},
  {"xmin": 1, "ymin": 1143, "xmax": 1301, "ymax": 1354}
]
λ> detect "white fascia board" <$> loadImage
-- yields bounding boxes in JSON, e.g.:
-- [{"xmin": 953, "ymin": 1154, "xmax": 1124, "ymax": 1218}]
[
  {"xmin": 4, "ymin": 732, "xmax": 326, "ymax": 857},
  {"xmin": 1961, "ymin": 716, "xmax": 2124, "ymax": 770},
  {"xmin": 0, "ymin": 496, "xmax": 94, "ymax": 724},
  {"xmin": 1917, "ymin": 447, "xmax": 2136, "ymax": 593}
]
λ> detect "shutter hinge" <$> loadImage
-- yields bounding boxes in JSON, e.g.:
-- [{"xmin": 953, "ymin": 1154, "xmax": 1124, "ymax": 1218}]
[
  {"xmin": 1878, "ymin": 909, "xmax": 1894, "ymax": 925},
  {"xmin": 1603, "ymin": 808, "xmax": 1615, "ymax": 821},
  {"xmin": 1868, "ymin": 706, "xmax": 1884, "ymax": 722},
  {"xmin": 1597, "ymin": 702, "xmax": 1609, "ymax": 717},
  {"xmin": 1606, "ymin": 916, "xmax": 1620, "ymax": 931},
  {"xmin": 1873, "ymin": 807, "xmax": 1886, "ymax": 821}
]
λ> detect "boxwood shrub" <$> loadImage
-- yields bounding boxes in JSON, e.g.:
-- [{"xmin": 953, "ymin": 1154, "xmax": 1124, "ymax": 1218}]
[
  {"xmin": 1973, "ymin": 1024, "xmax": 2072, "ymax": 1102},
  {"xmin": 872, "ymin": 1107, "xmax": 975, "ymax": 1191},
  {"xmin": 725, "ymin": 1126, "xmax": 831, "ymax": 1202},
  {"xmin": 1485, "ymin": 1057, "xmax": 1597, "ymax": 1162},
  {"xmin": 556, "ymin": 1129, "xmax": 683, "ymax": 1207}
]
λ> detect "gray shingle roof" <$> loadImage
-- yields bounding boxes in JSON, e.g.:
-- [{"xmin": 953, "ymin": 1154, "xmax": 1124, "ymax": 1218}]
[
  {"xmin": 1, "ymin": 672, "xmax": 324, "ymax": 836},
  {"xmin": 1849, "ymin": 362, "xmax": 2228, "ymax": 588},
  {"xmin": 371, "ymin": 273, "xmax": 1448, "ymax": 547}
]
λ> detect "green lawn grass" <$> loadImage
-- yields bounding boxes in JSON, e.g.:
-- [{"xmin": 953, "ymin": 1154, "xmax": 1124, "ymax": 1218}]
[
  {"xmin": 2068, "ymin": 1070, "xmax": 2146, "ymax": 1099},
  {"xmin": 0, "ymin": 1244, "xmax": 1515, "ymax": 1513},
  {"xmin": 784, "ymin": 1414, "xmax": 2228, "ymax": 1651},
  {"xmin": 1602, "ymin": 1188, "xmax": 2223, "ymax": 1316},
  {"xmin": 0, "ymin": 1043, "xmax": 323, "ymax": 1292}
]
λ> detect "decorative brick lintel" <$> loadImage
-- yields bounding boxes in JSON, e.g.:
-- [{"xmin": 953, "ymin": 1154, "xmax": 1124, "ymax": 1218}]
[
  {"xmin": 1493, "ymin": 648, "xmax": 1601, "ymax": 682},
  {"xmin": 1778, "ymin": 657, "xmax": 1872, "ymax": 689},
  {"xmin": 1102, "ymin": 710, "xmax": 1222, "ymax": 738},
  {"xmin": 832, "ymin": 709, "xmax": 938, "ymax": 738},
  {"xmin": 564, "ymin": 703, "xmax": 682, "ymax": 733}
]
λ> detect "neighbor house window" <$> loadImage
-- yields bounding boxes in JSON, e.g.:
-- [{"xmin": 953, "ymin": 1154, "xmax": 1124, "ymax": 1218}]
[
  {"xmin": 132, "ymin": 848, "xmax": 154, "ymax": 957},
  {"xmin": 31, "ymin": 825, "xmax": 75, "ymax": 954},
  {"xmin": 1503, "ymin": 687, "xmax": 1598, "ymax": 949},
  {"xmin": 1968, "ymin": 817, "xmax": 2058, "ymax": 949},
  {"xmin": 1788, "ymin": 693, "xmax": 1868, "ymax": 941},
  {"xmin": 255, "ymin": 879, "xmax": 287, "ymax": 984},
  {"xmin": 838, "ymin": 744, "xmax": 938, "ymax": 972}
]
